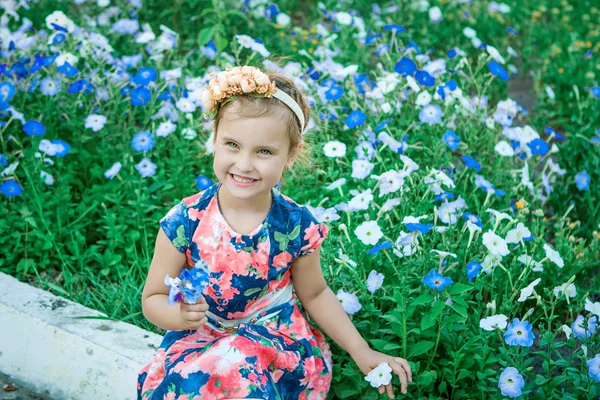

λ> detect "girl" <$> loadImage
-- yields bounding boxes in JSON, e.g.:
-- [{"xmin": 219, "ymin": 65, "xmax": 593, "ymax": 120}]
[{"xmin": 137, "ymin": 66, "xmax": 412, "ymax": 399}]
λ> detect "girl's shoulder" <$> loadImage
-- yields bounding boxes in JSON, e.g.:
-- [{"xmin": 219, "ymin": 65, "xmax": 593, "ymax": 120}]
[
  {"xmin": 179, "ymin": 182, "xmax": 219, "ymax": 210},
  {"xmin": 273, "ymin": 187, "xmax": 323, "ymax": 223}
]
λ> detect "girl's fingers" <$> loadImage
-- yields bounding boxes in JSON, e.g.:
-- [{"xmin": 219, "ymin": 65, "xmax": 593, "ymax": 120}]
[
  {"xmin": 379, "ymin": 386, "xmax": 385, "ymax": 394},
  {"xmin": 389, "ymin": 361, "xmax": 409, "ymax": 395},
  {"xmin": 394, "ymin": 358, "xmax": 413, "ymax": 382},
  {"xmin": 385, "ymin": 384, "xmax": 394, "ymax": 398}
]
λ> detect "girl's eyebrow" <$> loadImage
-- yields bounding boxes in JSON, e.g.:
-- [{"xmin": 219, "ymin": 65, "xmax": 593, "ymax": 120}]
[{"xmin": 220, "ymin": 136, "xmax": 279, "ymax": 151}]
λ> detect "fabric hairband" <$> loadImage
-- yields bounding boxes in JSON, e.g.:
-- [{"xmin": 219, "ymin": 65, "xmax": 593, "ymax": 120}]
[{"xmin": 200, "ymin": 66, "xmax": 305, "ymax": 132}]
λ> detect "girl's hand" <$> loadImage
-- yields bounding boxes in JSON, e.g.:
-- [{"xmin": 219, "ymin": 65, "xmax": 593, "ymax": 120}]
[
  {"xmin": 180, "ymin": 296, "xmax": 209, "ymax": 330},
  {"xmin": 352, "ymin": 348, "xmax": 412, "ymax": 398}
]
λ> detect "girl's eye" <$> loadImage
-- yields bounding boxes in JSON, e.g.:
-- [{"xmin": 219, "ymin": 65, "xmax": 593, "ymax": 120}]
[
  {"xmin": 258, "ymin": 149, "xmax": 272, "ymax": 155},
  {"xmin": 225, "ymin": 141, "xmax": 238, "ymax": 148}
]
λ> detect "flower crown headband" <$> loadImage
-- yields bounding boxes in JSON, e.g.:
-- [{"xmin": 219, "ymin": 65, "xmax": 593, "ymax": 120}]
[{"xmin": 200, "ymin": 66, "xmax": 305, "ymax": 132}]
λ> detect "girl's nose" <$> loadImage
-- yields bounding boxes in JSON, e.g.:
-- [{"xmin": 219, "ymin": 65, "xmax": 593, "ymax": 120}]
[{"xmin": 235, "ymin": 153, "xmax": 253, "ymax": 172}]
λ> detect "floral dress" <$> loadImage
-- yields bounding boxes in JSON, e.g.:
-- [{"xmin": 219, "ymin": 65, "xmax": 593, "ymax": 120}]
[{"xmin": 137, "ymin": 182, "xmax": 333, "ymax": 400}]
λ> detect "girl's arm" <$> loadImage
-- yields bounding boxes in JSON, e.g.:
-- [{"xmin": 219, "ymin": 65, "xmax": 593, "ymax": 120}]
[
  {"xmin": 290, "ymin": 247, "xmax": 370, "ymax": 357},
  {"xmin": 141, "ymin": 228, "xmax": 189, "ymax": 331},
  {"xmin": 290, "ymin": 247, "xmax": 412, "ymax": 397}
]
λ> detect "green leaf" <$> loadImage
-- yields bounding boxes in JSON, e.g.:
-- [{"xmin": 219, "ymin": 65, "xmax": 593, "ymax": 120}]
[
  {"xmin": 412, "ymin": 293, "xmax": 434, "ymax": 306},
  {"xmin": 197, "ymin": 27, "xmax": 214, "ymax": 47},
  {"xmin": 408, "ymin": 340, "xmax": 435, "ymax": 358},
  {"xmin": 447, "ymin": 283, "xmax": 473, "ymax": 295},
  {"xmin": 173, "ymin": 225, "xmax": 189, "ymax": 250},
  {"xmin": 244, "ymin": 287, "xmax": 263, "ymax": 297}
]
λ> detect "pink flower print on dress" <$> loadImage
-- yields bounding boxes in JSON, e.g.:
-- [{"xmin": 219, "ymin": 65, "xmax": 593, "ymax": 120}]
[
  {"xmin": 273, "ymin": 251, "xmax": 293, "ymax": 269},
  {"xmin": 301, "ymin": 222, "xmax": 328, "ymax": 256}
]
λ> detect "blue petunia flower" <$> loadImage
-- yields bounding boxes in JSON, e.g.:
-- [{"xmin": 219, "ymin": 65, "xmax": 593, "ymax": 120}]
[
  {"xmin": 584, "ymin": 50, "xmax": 593, "ymax": 60},
  {"xmin": 415, "ymin": 70, "xmax": 435, "ymax": 86},
  {"xmin": 325, "ymin": 85, "xmax": 344, "ymax": 101},
  {"xmin": 132, "ymin": 67, "xmax": 157, "ymax": 86},
  {"xmin": 422, "ymin": 269, "xmax": 454, "ymax": 291},
  {"xmin": 364, "ymin": 33, "xmax": 383, "ymax": 46},
  {"xmin": 461, "ymin": 212, "xmax": 482, "ymax": 227},
  {"xmin": 383, "ymin": 24, "xmax": 406, "ymax": 34},
  {"xmin": 57, "ymin": 61, "xmax": 79, "ymax": 77},
  {"xmin": 527, "ymin": 138, "xmax": 549, "ymax": 156},
  {"xmin": 575, "ymin": 170, "xmax": 590, "ymax": 191},
  {"xmin": 591, "ymin": 86, "xmax": 600, "ymax": 98},
  {"xmin": 588, "ymin": 354, "xmax": 600, "ymax": 383},
  {"xmin": 196, "ymin": 175, "xmax": 213, "ymax": 190},
  {"xmin": 367, "ymin": 241, "xmax": 392, "ymax": 255},
  {"xmin": 447, "ymin": 48, "xmax": 457, "ymax": 59},
  {"xmin": 393, "ymin": 57, "xmax": 416, "ymax": 76},
  {"xmin": 405, "ymin": 223, "xmax": 432, "ymax": 234},
  {"xmin": 353, "ymin": 73, "xmax": 376, "ymax": 94},
  {"xmin": 374, "ymin": 118, "xmax": 392, "ymax": 132},
  {"xmin": 434, "ymin": 192, "xmax": 454, "ymax": 202},
  {"xmin": 0, "ymin": 179, "xmax": 23, "ymax": 197},
  {"xmin": 0, "ymin": 154, "xmax": 7, "ymax": 167},
  {"xmin": 374, "ymin": 44, "xmax": 391, "ymax": 56},
  {"xmin": 0, "ymin": 82, "xmax": 16, "ymax": 105},
  {"xmin": 200, "ymin": 40, "xmax": 217, "ymax": 60},
  {"xmin": 52, "ymin": 139, "xmax": 71, "ymax": 157},
  {"xmin": 442, "ymin": 130, "xmax": 460, "ymax": 151},
  {"xmin": 466, "ymin": 261, "xmax": 482, "ymax": 282},
  {"xmin": 68, "ymin": 79, "xmax": 94, "ymax": 94},
  {"xmin": 51, "ymin": 33, "xmax": 66, "ymax": 45},
  {"xmin": 506, "ymin": 27, "xmax": 519, "ymax": 36},
  {"xmin": 571, "ymin": 315, "xmax": 598, "ymax": 340},
  {"xmin": 488, "ymin": 61, "xmax": 509, "ymax": 81},
  {"xmin": 23, "ymin": 120, "xmax": 45, "ymax": 136},
  {"xmin": 306, "ymin": 66, "xmax": 320, "ymax": 80},
  {"xmin": 345, "ymin": 110, "xmax": 366, "ymax": 129},
  {"xmin": 264, "ymin": 3, "xmax": 279, "ymax": 19},
  {"xmin": 405, "ymin": 39, "xmax": 421, "ymax": 54},
  {"xmin": 130, "ymin": 86, "xmax": 152, "ymax": 106},
  {"xmin": 504, "ymin": 318, "xmax": 535, "ymax": 347},
  {"xmin": 419, "ymin": 104, "xmax": 443, "ymax": 125},
  {"xmin": 544, "ymin": 126, "xmax": 565, "ymax": 141},
  {"xmin": 498, "ymin": 367, "xmax": 525, "ymax": 398},
  {"xmin": 50, "ymin": 22, "xmax": 68, "ymax": 33},
  {"xmin": 132, "ymin": 130, "xmax": 155, "ymax": 152},
  {"xmin": 461, "ymin": 155, "xmax": 481, "ymax": 171}
]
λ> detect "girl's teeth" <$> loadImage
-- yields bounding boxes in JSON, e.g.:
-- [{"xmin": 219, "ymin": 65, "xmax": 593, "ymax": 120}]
[{"xmin": 233, "ymin": 175, "xmax": 255, "ymax": 183}]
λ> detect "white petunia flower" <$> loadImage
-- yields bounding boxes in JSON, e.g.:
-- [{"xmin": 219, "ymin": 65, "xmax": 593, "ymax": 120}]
[
  {"xmin": 428, "ymin": 6, "xmax": 442, "ymax": 23},
  {"xmin": 347, "ymin": 189, "xmax": 374, "ymax": 212},
  {"xmin": 553, "ymin": 283, "xmax": 576, "ymax": 298},
  {"xmin": 480, "ymin": 314, "xmax": 508, "ymax": 331},
  {"xmin": 517, "ymin": 254, "xmax": 544, "ymax": 272},
  {"xmin": 482, "ymin": 230, "xmax": 510, "ymax": 256},
  {"xmin": 104, "ymin": 161, "xmax": 122, "ymax": 179},
  {"xmin": 543, "ymin": 243, "xmax": 564, "ymax": 268},
  {"xmin": 85, "ymin": 114, "xmax": 107, "ymax": 132},
  {"xmin": 323, "ymin": 140, "xmax": 347, "ymax": 158},
  {"xmin": 560, "ymin": 324, "xmax": 572, "ymax": 339},
  {"xmin": 351, "ymin": 159, "xmax": 375, "ymax": 179},
  {"xmin": 495, "ymin": 140, "xmax": 515, "ymax": 156},
  {"xmin": 337, "ymin": 289, "xmax": 362, "ymax": 314},
  {"xmin": 518, "ymin": 278, "xmax": 541, "ymax": 302},
  {"xmin": 175, "ymin": 97, "xmax": 196, "ymax": 113},
  {"xmin": 365, "ymin": 362, "xmax": 392, "ymax": 388},
  {"xmin": 354, "ymin": 221, "xmax": 383, "ymax": 245},
  {"xmin": 486, "ymin": 45, "xmax": 506, "ymax": 64},
  {"xmin": 416, "ymin": 91, "xmax": 432, "ymax": 107},
  {"xmin": 156, "ymin": 120, "xmax": 176, "ymax": 137},
  {"xmin": 326, "ymin": 178, "xmax": 346, "ymax": 191},
  {"xmin": 40, "ymin": 171, "xmax": 54, "ymax": 185},
  {"xmin": 585, "ymin": 298, "xmax": 600, "ymax": 318},
  {"xmin": 505, "ymin": 223, "xmax": 531, "ymax": 244},
  {"xmin": 366, "ymin": 270, "xmax": 384, "ymax": 294}
]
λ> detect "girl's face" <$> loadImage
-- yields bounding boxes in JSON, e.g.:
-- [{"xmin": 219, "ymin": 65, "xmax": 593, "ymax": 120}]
[{"xmin": 213, "ymin": 109, "xmax": 296, "ymax": 204}]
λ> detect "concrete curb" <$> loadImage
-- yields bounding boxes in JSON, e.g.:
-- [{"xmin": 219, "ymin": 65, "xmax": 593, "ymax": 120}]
[{"xmin": 0, "ymin": 272, "xmax": 163, "ymax": 400}]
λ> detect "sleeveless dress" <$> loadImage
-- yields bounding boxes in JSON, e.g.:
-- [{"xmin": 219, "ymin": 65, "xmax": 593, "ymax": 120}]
[{"xmin": 137, "ymin": 182, "xmax": 333, "ymax": 400}]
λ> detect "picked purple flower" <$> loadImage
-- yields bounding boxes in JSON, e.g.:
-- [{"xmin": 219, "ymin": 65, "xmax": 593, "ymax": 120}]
[{"xmin": 164, "ymin": 267, "xmax": 210, "ymax": 306}]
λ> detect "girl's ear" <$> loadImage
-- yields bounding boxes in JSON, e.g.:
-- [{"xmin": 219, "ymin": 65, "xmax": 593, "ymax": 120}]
[{"xmin": 288, "ymin": 141, "xmax": 304, "ymax": 165}]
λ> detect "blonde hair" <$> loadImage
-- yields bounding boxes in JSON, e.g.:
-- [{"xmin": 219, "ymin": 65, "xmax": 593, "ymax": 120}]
[{"xmin": 211, "ymin": 70, "xmax": 313, "ymax": 174}]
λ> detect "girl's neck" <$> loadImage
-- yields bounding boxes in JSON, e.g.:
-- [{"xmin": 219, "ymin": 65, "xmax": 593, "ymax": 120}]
[{"xmin": 216, "ymin": 182, "xmax": 273, "ymax": 215}]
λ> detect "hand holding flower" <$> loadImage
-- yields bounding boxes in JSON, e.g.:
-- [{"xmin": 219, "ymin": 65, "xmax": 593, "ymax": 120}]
[{"xmin": 354, "ymin": 348, "xmax": 413, "ymax": 398}]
